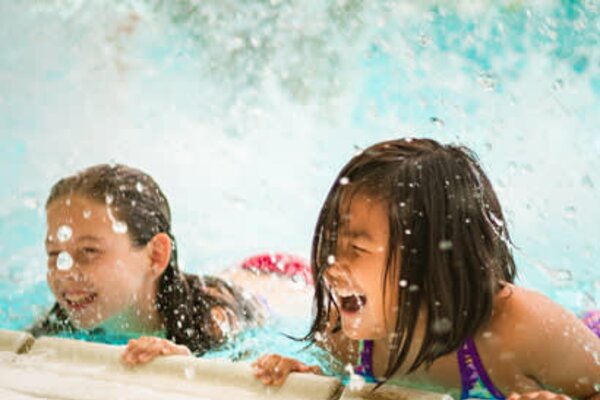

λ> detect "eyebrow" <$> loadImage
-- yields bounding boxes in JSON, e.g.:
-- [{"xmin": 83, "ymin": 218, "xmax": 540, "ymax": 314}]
[
  {"xmin": 340, "ymin": 229, "xmax": 374, "ymax": 242},
  {"xmin": 45, "ymin": 235, "xmax": 104, "ymax": 245}
]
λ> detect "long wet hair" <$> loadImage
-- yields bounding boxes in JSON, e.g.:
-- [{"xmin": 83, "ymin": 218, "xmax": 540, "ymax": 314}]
[
  {"xmin": 306, "ymin": 138, "xmax": 516, "ymax": 378},
  {"xmin": 31, "ymin": 164, "xmax": 258, "ymax": 354}
]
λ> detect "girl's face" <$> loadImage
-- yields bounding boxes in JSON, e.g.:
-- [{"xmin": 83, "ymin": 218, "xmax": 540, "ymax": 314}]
[
  {"xmin": 324, "ymin": 193, "xmax": 397, "ymax": 340},
  {"xmin": 45, "ymin": 195, "xmax": 155, "ymax": 330}
]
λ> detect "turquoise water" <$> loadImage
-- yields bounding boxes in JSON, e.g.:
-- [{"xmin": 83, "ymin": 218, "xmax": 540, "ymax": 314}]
[{"xmin": 0, "ymin": 0, "xmax": 599, "ymax": 362}]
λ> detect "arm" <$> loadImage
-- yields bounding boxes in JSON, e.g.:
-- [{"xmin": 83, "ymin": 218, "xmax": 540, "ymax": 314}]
[
  {"xmin": 514, "ymin": 291, "xmax": 600, "ymax": 399},
  {"xmin": 121, "ymin": 336, "xmax": 191, "ymax": 365},
  {"xmin": 253, "ymin": 306, "xmax": 358, "ymax": 385}
]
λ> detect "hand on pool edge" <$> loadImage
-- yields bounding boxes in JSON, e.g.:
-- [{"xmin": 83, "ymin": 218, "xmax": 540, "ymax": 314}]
[
  {"xmin": 121, "ymin": 336, "xmax": 191, "ymax": 366},
  {"xmin": 252, "ymin": 354, "xmax": 323, "ymax": 386},
  {"xmin": 507, "ymin": 391, "xmax": 572, "ymax": 400}
]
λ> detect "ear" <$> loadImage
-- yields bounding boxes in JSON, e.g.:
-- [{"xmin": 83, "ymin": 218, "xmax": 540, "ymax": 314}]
[{"xmin": 147, "ymin": 233, "xmax": 172, "ymax": 277}]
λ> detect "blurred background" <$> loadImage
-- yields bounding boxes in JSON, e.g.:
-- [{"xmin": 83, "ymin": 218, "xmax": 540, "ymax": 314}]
[{"xmin": 0, "ymin": 0, "xmax": 598, "ymax": 330}]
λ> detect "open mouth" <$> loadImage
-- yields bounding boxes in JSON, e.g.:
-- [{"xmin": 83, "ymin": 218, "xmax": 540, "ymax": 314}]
[
  {"xmin": 339, "ymin": 294, "xmax": 367, "ymax": 314},
  {"xmin": 63, "ymin": 292, "xmax": 97, "ymax": 311}
]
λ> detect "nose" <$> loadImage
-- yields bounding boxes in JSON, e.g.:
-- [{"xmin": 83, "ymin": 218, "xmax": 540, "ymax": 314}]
[
  {"xmin": 50, "ymin": 262, "xmax": 85, "ymax": 282},
  {"xmin": 323, "ymin": 260, "xmax": 354, "ymax": 289}
]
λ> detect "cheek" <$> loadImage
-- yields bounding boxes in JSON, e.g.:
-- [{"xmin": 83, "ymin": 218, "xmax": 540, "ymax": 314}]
[{"xmin": 46, "ymin": 271, "xmax": 58, "ymax": 294}]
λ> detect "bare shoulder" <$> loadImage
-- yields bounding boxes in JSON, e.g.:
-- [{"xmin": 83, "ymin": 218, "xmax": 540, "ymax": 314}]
[
  {"xmin": 491, "ymin": 285, "xmax": 585, "ymax": 348},
  {"xmin": 489, "ymin": 284, "xmax": 600, "ymax": 396}
]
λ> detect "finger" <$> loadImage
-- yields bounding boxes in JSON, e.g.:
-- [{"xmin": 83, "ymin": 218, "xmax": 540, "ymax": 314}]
[
  {"xmin": 262, "ymin": 355, "xmax": 282, "ymax": 371},
  {"xmin": 137, "ymin": 351, "xmax": 156, "ymax": 364},
  {"xmin": 253, "ymin": 354, "xmax": 275, "ymax": 369},
  {"xmin": 122, "ymin": 343, "xmax": 146, "ymax": 365}
]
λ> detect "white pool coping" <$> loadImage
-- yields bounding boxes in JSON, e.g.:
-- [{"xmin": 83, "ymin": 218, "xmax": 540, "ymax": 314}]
[{"xmin": 0, "ymin": 329, "xmax": 451, "ymax": 400}]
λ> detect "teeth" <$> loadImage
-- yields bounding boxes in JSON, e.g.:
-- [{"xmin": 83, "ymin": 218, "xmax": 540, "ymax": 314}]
[{"xmin": 65, "ymin": 293, "xmax": 95, "ymax": 303}]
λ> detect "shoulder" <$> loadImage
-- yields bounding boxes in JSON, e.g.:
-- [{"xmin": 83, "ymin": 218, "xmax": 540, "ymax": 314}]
[
  {"xmin": 490, "ymin": 285, "xmax": 574, "ymax": 349},
  {"xmin": 493, "ymin": 285, "xmax": 578, "ymax": 335},
  {"xmin": 488, "ymin": 284, "xmax": 600, "ymax": 395}
]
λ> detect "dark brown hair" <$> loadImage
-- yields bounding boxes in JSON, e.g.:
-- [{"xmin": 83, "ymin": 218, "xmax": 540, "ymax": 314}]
[
  {"xmin": 31, "ymin": 164, "xmax": 259, "ymax": 354},
  {"xmin": 307, "ymin": 138, "xmax": 516, "ymax": 378}
]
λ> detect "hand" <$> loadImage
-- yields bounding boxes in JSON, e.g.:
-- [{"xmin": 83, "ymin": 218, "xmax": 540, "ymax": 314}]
[
  {"xmin": 507, "ymin": 391, "xmax": 571, "ymax": 400},
  {"xmin": 252, "ymin": 354, "xmax": 322, "ymax": 386},
  {"xmin": 121, "ymin": 336, "xmax": 191, "ymax": 366}
]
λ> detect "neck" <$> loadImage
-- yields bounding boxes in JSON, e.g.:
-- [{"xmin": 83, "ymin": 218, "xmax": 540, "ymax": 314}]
[
  {"xmin": 99, "ymin": 282, "xmax": 165, "ymax": 335},
  {"xmin": 372, "ymin": 308, "xmax": 428, "ymax": 377}
]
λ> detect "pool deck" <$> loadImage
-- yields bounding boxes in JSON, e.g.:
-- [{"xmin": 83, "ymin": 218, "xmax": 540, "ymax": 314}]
[{"xmin": 0, "ymin": 329, "xmax": 451, "ymax": 400}]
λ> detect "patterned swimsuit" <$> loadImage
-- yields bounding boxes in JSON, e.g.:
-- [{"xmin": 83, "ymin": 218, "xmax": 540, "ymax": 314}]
[{"xmin": 355, "ymin": 310, "xmax": 600, "ymax": 399}]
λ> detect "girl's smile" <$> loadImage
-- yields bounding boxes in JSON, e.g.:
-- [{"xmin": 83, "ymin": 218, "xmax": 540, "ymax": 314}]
[
  {"xmin": 324, "ymin": 192, "xmax": 395, "ymax": 340},
  {"xmin": 45, "ymin": 195, "xmax": 160, "ymax": 331}
]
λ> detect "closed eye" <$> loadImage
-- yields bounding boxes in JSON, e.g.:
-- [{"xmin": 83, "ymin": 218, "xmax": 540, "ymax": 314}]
[
  {"xmin": 47, "ymin": 251, "xmax": 60, "ymax": 258},
  {"xmin": 81, "ymin": 247, "xmax": 101, "ymax": 254},
  {"xmin": 351, "ymin": 244, "xmax": 369, "ymax": 254}
]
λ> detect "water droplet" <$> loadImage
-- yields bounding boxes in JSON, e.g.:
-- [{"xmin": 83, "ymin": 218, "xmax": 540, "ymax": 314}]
[
  {"xmin": 56, "ymin": 251, "xmax": 73, "ymax": 271},
  {"xmin": 23, "ymin": 196, "xmax": 40, "ymax": 209},
  {"xmin": 327, "ymin": 255, "xmax": 336, "ymax": 265},
  {"xmin": 477, "ymin": 72, "xmax": 497, "ymax": 91},
  {"xmin": 399, "ymin": 279, "xmax": 408, "ymax": 288},
  {"xmin": 535, "ymin": 262, "xmax": 572, "ymax": 283},
  {"xmin": 339, "ymin": 177, "xmax": 350, "ymax": 186},
  {"xmin": 184, "ymin": 366, "xmax": 195, "ymax": 379},
  {"xmin": 112, "ymin": 221, "xmax": 128, "ymax": 234},
  {"xmin": 465, "ymin": 218, "xmax": 471, "ymax": 224},
  {"xmin": 430, "ymin": 117, "xmax": 445, "ymax": 128},
  {"xmin": 552, "ymin": 78, "xmax": 564, "ymax": 91},
  {"xmin": 105, "ymin": 194, "xmax": 114, "ymax": 205},
  {"xmin": 404, "ymin": 229, "xmax": 412, "ymax": 235},
  {"xmin": 83, "ymin": 210, "xmax": 92, "ymax": 219},
  {"xmin": 438, "ymin": 240, "xmax": 453, "ymax": 251},
  {"xmin": 344, "ymin": 364, "xmax": 365, "ymax": 391},
  {"xmin": 581, "ymin": 174, "xmax": 594, "ymax": 188},
  {"xmin": 432, "ymin": 317, "xmax": 452, "ymax": 334},
  {"xmin": 579, "ymin": 292, "xmax": 596, "ymax": 310},
  {"xmin": 488, "ymin": 211, "xmax": 504, "ymax": 227},
  {"xmin": 408, "ymin": 284, "xmax": 419, "ymax": 292},
  {"xmin": 57, "ymin": 225, "xmax": 72, "ymax": 242},
  {"xmin": 564, "ymin": 205, "xmax": 576, "ymax": 220},
  {"xmin": 136, "ymin": 182, "xmax": 144, "ymax": 192},
  {"xmin": 399, "ymin": 202, "xmax": 406, "ymax": 208}
]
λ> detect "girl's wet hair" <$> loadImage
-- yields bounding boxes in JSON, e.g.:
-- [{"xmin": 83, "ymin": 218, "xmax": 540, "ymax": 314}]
[
  {"xmin": 307, "ymin": 138, "xmax": 516, "ymax": 378},
  {"xmin": 31, "ymin": 164, "xmax": 258, "ymax": 354}
]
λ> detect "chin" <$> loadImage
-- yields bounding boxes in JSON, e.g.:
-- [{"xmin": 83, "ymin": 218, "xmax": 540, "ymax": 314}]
[
  {"xmin": 67, "ymin": 313, "xmax": 102, "ymax": 330},
  {"xmin": 341, "ymin": 321, "xmax": 369, "ymax": 340},
  {"xmin": 342, "ymin": 320, "xmax": 386, "ymax": 341}
]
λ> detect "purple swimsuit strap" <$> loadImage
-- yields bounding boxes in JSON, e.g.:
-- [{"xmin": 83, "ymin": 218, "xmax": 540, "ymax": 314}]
[
  {"xmin": 355, "ymin": 339, "xmax": 374, "ymax": 376},
  {"xmin": 457, "ymin": 337, "xmax": 505, "ymax": 399}
]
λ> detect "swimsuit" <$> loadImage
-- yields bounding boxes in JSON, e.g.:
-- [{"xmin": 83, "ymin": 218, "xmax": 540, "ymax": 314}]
[{"xmin": 355, "ymin": 310, "xmax": 600, "ymax": 399}]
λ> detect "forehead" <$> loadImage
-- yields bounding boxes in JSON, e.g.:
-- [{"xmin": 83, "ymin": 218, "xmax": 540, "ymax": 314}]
[
  {"xmin": 45, "ymin": 195, "xmax": 114, "ymax": 240},
  {"xmin": 338, "ymin": 190, "xmax": 389, "ymax": 238}
]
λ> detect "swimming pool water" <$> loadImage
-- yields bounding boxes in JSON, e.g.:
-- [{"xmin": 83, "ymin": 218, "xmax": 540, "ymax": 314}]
[{"xmin": 0, "ymin": 0, "xmax": 598, "ymax": 359}]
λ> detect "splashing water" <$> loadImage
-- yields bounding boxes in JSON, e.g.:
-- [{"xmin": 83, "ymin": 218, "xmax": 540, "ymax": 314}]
[
  {"xmin": 56, "ymin": 251, "xmax": 73, "ymax": 271},
  {"xmin": 106, "ymin": 206, "xmax": 128, "ymax": 234},
  {"xmin": 344, "ymin": 363, "xmax": 366, "ymax": 391},
  {"xmin": 56, "ymin": 225, "xmax": 72, "ymax": 242}
]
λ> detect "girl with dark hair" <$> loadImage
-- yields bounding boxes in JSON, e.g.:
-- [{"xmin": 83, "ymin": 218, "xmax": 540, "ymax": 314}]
[
  {"xmin": 31, "ymin": 163, "xmax": 311, "ymax": 364},
  {"xmin": 253, "ymin": 138, "xmax": 600, "ymax": 399}
]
